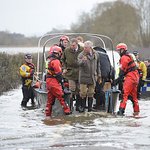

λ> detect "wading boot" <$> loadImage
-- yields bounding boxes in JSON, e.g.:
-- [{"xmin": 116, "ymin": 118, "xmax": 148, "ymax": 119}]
[
  {"xmin": 31, "ymin": 99, "xmax": 36, "ymax": 107},
  {"xmin": 78, "ymin": 98, "xmax": 86, "ymax": 113},
  {"xmin": 63, "ymin": 104, "xmax": 71, "ymax": 115},
  {"xmin": 88, "ymin": 97, "xmax": 93, "ymax": 112},
  {"xmin": 117, "ymin": 108, "xmax": 125, "ymax": 116},
  {"xmin": 75, "ymin": 94, "xmax": 81, "ymax": 111},
  {"xmin": 93, "ymin": 93, "xmax": 100, "ymax": 109},
  {"xmin": 133, "ymin": 112, "xmax": 139, "ymax": 117},
  {"xmin": 21, "ymin": 100, "xmax": 27, "ymax": 108}
]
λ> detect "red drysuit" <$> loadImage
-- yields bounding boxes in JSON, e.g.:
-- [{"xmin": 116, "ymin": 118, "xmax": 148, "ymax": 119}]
[
  {"xmin": 119, "ymin": 54, "xmax": 140, "ymax": 113},
  {"xmin": 45, "ymin": 57, "xmax": 70, "ymax": 117}
]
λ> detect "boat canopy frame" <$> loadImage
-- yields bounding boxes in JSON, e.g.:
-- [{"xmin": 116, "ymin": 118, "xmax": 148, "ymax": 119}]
[{"xmin": 36, "ymin": 33, "xmax": 115, "ymax": 81}]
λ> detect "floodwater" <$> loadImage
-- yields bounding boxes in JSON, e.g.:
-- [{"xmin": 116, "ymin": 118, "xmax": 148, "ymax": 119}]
[
  {"xmin": 0, "ymin": 47, "xmax": 49, "ymax": 54},
  {"xmin": 0, "ymin": 88, "xmax": 150, "ymax": 150}
]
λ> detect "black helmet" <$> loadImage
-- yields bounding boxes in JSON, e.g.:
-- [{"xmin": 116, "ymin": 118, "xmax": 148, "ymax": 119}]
[
  {"xmin": 133, "ymin": 51, "xmax": 139, "ymax": 56},
  {"xmin": 24, "ymin": 53, "xmax": 32, "ymax": 59}
]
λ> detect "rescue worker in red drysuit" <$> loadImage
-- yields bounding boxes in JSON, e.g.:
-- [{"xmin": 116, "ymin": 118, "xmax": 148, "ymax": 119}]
[
  {"xmin": 59, "ymin": 35, "xmax": 70, "ymax": 52},
  {"xmin": 48, "ymin": 35, "xmax": 69, "ymax": 54},
  {"xmin": 113, "ymin": 43, "xmax": 140, "ymax": 116},
  {"xmin": 45, "ymin": 46, "xmax": 71, "ymax": 119}
]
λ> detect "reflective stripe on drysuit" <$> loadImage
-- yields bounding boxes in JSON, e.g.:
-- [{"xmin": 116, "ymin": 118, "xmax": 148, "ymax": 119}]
[
  {"xmin": 45, "ymin": 57, "xmax": 70, "ymax": 117},
  {"xmin": 119, "ymin": 54, "xmax": 140, "ymax": 113}
]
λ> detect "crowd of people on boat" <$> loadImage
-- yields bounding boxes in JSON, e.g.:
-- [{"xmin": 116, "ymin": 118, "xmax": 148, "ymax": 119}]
[{"xmin": 19, "ymin": 35, "xmax": 150, "ymax": 119}]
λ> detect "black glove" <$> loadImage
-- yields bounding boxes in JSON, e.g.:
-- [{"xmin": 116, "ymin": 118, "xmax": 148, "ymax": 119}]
[
  {"xmin": 55, "ymin": 74, "xmax": 63, "ymax": 83},
  {"xmin": 112, "ymin": 78, "xmax": 120, "ymax": 86},
  {"xmin": 140, "ymin": 79, "xmax": 145, "ymax": 87},
  {"xmin": 119, "ymin": 69, "xmax": 125, "ymax": 79},
  {"xmin": 55, "ymin": 74, "xmax": 65, "ymax": 90},
  {"xmin": 112, "ymin": 69, "xmax": 125, "ymax": 86}
]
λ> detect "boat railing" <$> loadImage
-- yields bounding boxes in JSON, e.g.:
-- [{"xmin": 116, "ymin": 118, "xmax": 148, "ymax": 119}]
[{"xmin": 37, "ymin": 33, "xmax": 115, "ymax": 84}]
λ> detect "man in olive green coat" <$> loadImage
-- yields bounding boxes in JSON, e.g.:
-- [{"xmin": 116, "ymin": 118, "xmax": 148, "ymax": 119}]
[
  {"xmin": 78, "ymin": 40, "xmax": 101, "ymax": 112},
  {"xmin": 62, "ymin": 38, "xmax": 83, "ymax": 111}
]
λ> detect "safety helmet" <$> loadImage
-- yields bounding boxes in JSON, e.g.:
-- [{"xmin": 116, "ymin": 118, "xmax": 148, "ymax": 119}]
[
  {"xmin": 60, "ymin": 35, "xmax": 69, "ymax": 42},
  {"xmin": 133, "ymin": 51, "xmax": 139, "ymax": 56},
  {"xmin": 24, "ymin": 53, "xmax": 32, "ymax": 59},
  {"xmin": 49, "ymin": 45, "xmax": 57, "ymax": 54},
  {"xmin": 50, "ymin": 45, "xmax": 62, "ymax": 55},
  {"xmin": 116, "ymin": 43, "xmax": 127, "ymax": 51}
]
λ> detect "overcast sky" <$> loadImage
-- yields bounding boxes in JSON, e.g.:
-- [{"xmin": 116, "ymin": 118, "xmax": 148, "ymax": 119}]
[{"xmin": 0, "ymin": 0, "xmax": 115, "ymax": 36}]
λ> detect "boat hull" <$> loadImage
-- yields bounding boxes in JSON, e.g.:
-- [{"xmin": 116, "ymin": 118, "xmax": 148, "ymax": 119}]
[{"xmin": 141, "ymin": 80, "xmax": 150, "ymax": 99}]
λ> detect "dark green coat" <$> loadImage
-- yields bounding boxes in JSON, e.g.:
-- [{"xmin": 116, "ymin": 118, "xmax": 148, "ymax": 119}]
[{"xmin": 62, "ymin": 44, "xmax": 83, "ymax": 80}]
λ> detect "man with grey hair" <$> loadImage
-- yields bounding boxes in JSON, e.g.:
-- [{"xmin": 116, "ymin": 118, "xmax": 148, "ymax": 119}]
[{"xmin": 78, "ymin": 40, "xmax": 101, "ymax": 112}]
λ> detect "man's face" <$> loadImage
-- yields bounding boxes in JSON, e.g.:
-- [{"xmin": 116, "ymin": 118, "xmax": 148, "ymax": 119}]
[
  {"xmin": 135, "ymin": 54, "xmax": 139, "ymax": 60},
  {"xmin": 62, "ymin": 39, "xmax": 69, "ymax": 48},
  {"xmin": 84, "ymin": 46, "xmax": 91, "ymax": 53},
  {"xmin": 70, "ymin": 42, "xmax": 78, "ymax": 50},
  {"xmin": 144, "ymin": 61, "xmax": 148, "ymax": 66},
  {"xmin": 25, "ymin": 58, "xmax": 32, "ymax": 63}
]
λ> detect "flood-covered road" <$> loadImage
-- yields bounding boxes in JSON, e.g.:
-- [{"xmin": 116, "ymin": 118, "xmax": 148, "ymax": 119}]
[{"xmin": 0, "ymin": 88, "xmax": 150, "ymax": 150}]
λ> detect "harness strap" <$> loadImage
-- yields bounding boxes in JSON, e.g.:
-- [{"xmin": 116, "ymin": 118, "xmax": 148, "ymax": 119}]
[
  {"xmin": 126, "ymin": 66, "xmax": 138, "ymax": 74},
  {"xmin": 128, "ymin": 60, "xmax": 134, "ymax": 66},
  {"xmin": 46, "ymin": 74, "xmax": 55, "ymax": 78}
]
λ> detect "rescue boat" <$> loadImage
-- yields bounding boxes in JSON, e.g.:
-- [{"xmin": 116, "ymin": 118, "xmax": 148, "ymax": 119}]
[
  {"xmin": 33, "ymin": 33, "xmax": 149, "ymax": 118},
  {"xmin": 141, "ymin": 79, "xmax": 150, "ymax": 99}
]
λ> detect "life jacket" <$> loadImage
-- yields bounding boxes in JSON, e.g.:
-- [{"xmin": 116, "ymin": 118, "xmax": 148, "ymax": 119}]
[
  {"xmin": 19, "ymin": 63, "xmax": 35, "ymax": 86},
  {"xmin": 19, "ymin": 63, "xmax": 35, "ymax": 78},
  {"xmin": 46, "ymin": 56, "xmax": 61, "ymax": 78},
  {"xmin": 137, "ymin": 61, "xmax": 144, "ymax": 79},
  {"xmin": 28, "ymin": 63, "xmax": 35, "ymax": 70},
  {"xmin": 123, "ymin": 53, "xmax": 138, "ymax": 75},
  {"xmin": 47, "ymin": 57, "xmax": 56, "ymax": 77}
]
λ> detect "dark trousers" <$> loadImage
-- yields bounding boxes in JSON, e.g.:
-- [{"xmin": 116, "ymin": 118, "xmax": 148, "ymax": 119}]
[
  {"xmin": 21, "ymin": 85, "xmax": 35, "ymax": 106},
  {"xmin": 137, "ymin": 78, "xmax": 144, "ymax": 99},
  {"xmin": 94, "ymin": 79, "xmax": 105, "ymax": 108}
]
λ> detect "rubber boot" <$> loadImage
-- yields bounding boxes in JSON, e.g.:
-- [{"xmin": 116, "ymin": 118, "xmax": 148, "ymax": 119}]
[
  {"xmin": 45, "ymin": 103, "xmax": 52, "ymax": 117},
  {"xmin": 117, "ymin": 108, "xmax": 125, "ymax": 116},
  {"xmin": 94, "ymin": 93, "xmax": 100, "ymax": 109},
  {"xmin": 76, "ymin": 94, "xmax": 81, "ymax": 111},
  {"xmin": 78, "ymin": 98, "xmax": 86, "ymax": 113},
  {"xmin": 88, "ymin": 97, "xmax": 93, "ymax": 112},
  {"xmin": 21, "ymin": 100, "xmax": 27, "ymax": 107},
  {"xmin": 69, "ymin": 97, "xmax": 74, "ymax": 112},
  {"xmin": 100, "ymin": 91, "xmax": 106, "ymax": 110},
  {"xmin": 59, "ymin": 97, "xmax": 71, "ymax": 115},
  {"xmin": 31, "ymin": 99, "xmax": 36, "ymax": 107},
  {"xmin": 63, "ymin": 104, "xmax": 71, "ymax": 115}
]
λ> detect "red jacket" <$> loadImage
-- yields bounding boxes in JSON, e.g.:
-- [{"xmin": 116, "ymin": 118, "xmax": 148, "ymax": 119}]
[
  {"xmin": 47, "ymin": 57, "xmax": 62, "ymax": 77},
  {"xmin": 120, "ymin": 54, "xmax": 139, "ymax": 82}
]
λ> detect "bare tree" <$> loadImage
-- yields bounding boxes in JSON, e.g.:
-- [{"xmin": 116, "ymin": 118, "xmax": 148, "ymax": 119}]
[{"xmin": 126, "ymin": 0, "xmax": 150, "ymax": 47}]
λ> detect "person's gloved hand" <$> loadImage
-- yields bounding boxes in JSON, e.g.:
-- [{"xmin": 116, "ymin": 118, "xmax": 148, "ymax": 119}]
[
  {"xmin": 140, "ymin": 80, "xmax": 145, "ymax": 87},
  {"xmin": 112, "ymin": 78, "xmax": 120, "ymax": 86},
  {"xmin": 112, "ymin": 70, "xmax": 124, "ymax": 86}
]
